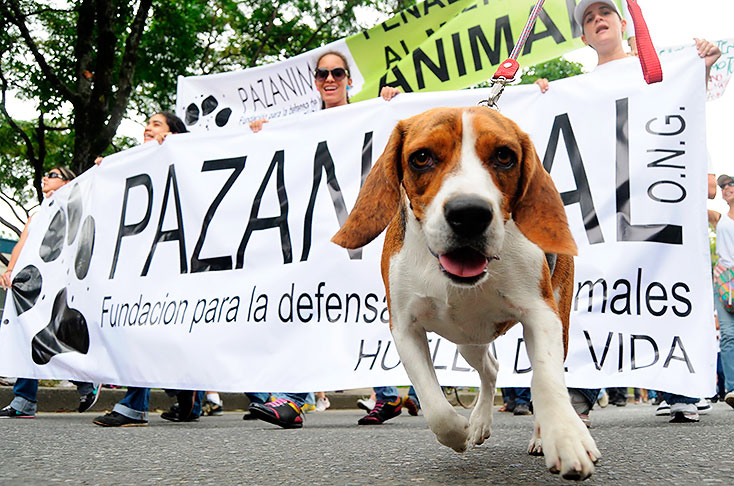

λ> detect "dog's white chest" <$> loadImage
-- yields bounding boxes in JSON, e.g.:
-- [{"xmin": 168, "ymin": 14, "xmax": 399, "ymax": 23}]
[
  {"xmin": 388, "ymin": 220, "xmax": 546, "ymax": 345},
  {"xmin": 402, "ymin": 289, "xmax": 519, "ymax": 344}
]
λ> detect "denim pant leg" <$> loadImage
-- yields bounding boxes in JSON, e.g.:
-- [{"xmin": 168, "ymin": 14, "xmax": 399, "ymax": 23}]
[
  {"xmin": 374, "ymin": 386, "xmax": 399, "ymax": 402},
  {"xmin": 10, "ymin": 378, "xmax": 39, "ymax": 415},
  {"xmin": 408, "ymin": 386, "xmax": 420, "ymax": 409},
  {"xmin": 113, "ymin": 387, "xmax": 150, "ymax": 420},
  {"xmin": 245, "ymin": 392, "xmax": 271, "ymax": 405},
  {"xmin": 192, "ymin": 391, "xmax": 204, "ymax": 416},
  {"xmin": 660, "ymin": 393, "xmax": 697, "ymax": 405},
  {"xmin": 714, "ymin": 295, "xmax": 734, "ymax": 393},
  {"xmin": 277, "ymin": 393, "xmax": 309, "ymax": 408},
  {"xmin": 569, "ymin": 388, "xmax": 600, "ymax": 409},
  {"xmin": 72, "ymin": 381, "xmax": 94, "ymax": 397},
  {"xmin": 513, "ymin": 387, "xmax": 531, "ymax": 405}
]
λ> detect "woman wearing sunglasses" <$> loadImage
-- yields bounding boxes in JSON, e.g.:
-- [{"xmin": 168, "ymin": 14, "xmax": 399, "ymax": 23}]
[
  {"xmin": 245, "ymin": 51, "xmax": 409, "ymax": 429},
  {"xmin": 249, "ymin": 51, "xmax": 400, "ymax": 133},
  {"xmin": 0, "ymin": 167, "xmax": 104, "ymax": 419},
  {"xmin": 1, "ymin": 167, "xmax": 76, "ymax": 291}
]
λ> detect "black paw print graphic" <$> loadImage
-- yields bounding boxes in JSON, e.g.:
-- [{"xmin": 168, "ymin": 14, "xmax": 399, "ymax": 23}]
[
  {"xmin": 7, "ymin": 182, "xmax": 96, "ymax": 365},
  {"xmin": 184, "ymin": 94, "xmax": 232, "ymax": 130}
]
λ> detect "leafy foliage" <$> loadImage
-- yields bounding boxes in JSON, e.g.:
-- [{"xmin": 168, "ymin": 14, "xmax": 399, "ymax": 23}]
[
  {"xmin": 518, "ymin": 56, "xmax": 585, "ymax": 84},
  {"xmin": 0, "ymin": 0, "xmax": 399, "ymax": 233}
]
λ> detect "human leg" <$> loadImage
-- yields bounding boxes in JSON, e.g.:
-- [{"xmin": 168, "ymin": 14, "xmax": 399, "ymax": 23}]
[
  {"xmin": 1, "ymin": 379, "xmax": 39, "ymax": 417},
  {"xmin": 93, "ymin": 387, "xmax": 149, "ymax": 426},
  {"xmin": 248, "ymin": 392, "xmax": 308, "ymax": 429},
  {"xmin": 660, "ymin": 393, "xmax": 699, "ymax": 423},
  {"xmin": 513, "ymin": 387, "xmax": 532, "ymax": 415},
  {"xmin": 714, "ymin": 296, "xmax": 734, "ymax": 406},
  {"xmin": 74, "ymin": 381, "xmax": 101, "ymax": 413},
  {"xmin": 358, "ymin": 386, "xmax": 403, "ymax": 425}
]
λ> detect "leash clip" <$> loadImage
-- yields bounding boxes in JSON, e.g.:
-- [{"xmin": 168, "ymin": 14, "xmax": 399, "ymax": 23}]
[
  {"xmin": 480, "ymin": 78, "xmax": 509, "ymax": 111},
  {"xmin": 479, "ymin": 58, "xmax": 519, "ymax": 110}
]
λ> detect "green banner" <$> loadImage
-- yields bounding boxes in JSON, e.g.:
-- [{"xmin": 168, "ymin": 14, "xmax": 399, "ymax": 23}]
[{"xmin": 348, "ymin": 0, "xmax": 591, "ymax": 101}]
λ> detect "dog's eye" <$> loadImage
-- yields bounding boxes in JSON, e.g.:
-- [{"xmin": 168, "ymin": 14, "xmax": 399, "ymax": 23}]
[
  {"xmin": 409, "ymin": 149, "xmax": 435, "ymax": 171},
  {"xmin": 492, "ymin": 147, "xmax": 516, "ymax": 169}
]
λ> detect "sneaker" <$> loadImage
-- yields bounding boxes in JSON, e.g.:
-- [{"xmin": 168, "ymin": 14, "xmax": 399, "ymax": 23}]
[
  {"xmin": 597, "ymin": 393, "xmax": 609, "ymax": 408},
  {"xmin": 513, "ymin": 402, "xmax": 532, "ymax": 415},
  {"xmin": 161, "ymin": 403, "xmax": 199, "ymax": 423},
  {"xmin": 78, "ymin": 384, "xmax": 102, "ymax": 413},
  {"xmin": 402, "ymin": 396, "xmax": 419, "ymax": 416},
  {"xmin": 301, "ymin": 402, "xmax": 316, "ymax": 413},
  {"xmin": 726, "ymin": 391, "xmax": 734, "ymax": 409},
  {"xmin": 205, "ymin": 402, "xmax": 223, "ymax": 416},
  {"xmin": 242, "ymin": 412, "xmax": 258, "ymax": 420},
  {"xmin": 357, "ymin": 398, "xmax": 402, "ymax": 425},
  {"xmin": 357, "ymin": 397, "xmax": 375, "ymax": 412},
  {"xmin": 92, "ymin": 411, "xmax": 147, "ymax": 427},
  {"xmin": 0, "ymin": 406, "xmax": 34, "ymax": 418},
  {"xmin": 315, "ymin": 397, "xmax": 331, "ymax": 412},
  {"xmin": 696, "ymin": 398, "xmax": 711, "ymax": 414},
  {"xmin": 669, "ymin": 402, "xmax": 699, "ymax": 423},
  {"xmin": 655, "ymin": 401, "xmax": 670, "ymax": 416},
  {"xmin": 248, "ymin": 398, "xmax": 303, "ymax": 429}
]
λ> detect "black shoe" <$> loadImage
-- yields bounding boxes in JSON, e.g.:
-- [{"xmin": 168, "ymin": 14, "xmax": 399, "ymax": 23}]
[
  {"xmin": 92, "ymin": 411, "xmax": 147, "ymax": 427},
  {"xmin": 176, "ymin": 391, "xmax": 196, "ymax": 421},
  {"xmin": 205, "ymin": 403, "xmax": 223, "ymax": 416},
  {"xmin": 0, "ymin": 406, "xmax": 35, "ymax": 418},
  {"xmin": 248, "ymin": 398, "xmax": 304, "ymax": 428},
  {"xmin": 78, "ymin": 384, "xmax": 102, "ymax": 413},
  {"xmin": 403, "ymin": 396, "xmax": 419, "ymax": 416},
  {"xmin": 357, "ymin": 398, "xmax": 402, "ymax": 425},
  {"xmin": 242, "ymin": 411, "xmax": 259, "ymax": 420},
  {"xmin": 513, "ymin": 402, "xmax": 532, "ymax": 415},
  {"xmin": 161, "ymin": 403, "xmax": 199, "ymax": 423}
]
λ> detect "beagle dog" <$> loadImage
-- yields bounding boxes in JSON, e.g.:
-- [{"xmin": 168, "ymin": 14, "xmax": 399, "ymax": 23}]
[{"xmin": 333, "ymin": 107, "xmax": 600, "ymax": 480}]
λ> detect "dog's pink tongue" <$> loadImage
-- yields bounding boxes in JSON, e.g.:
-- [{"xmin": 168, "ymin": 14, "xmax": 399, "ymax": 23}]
[{"xmin": 439, "ymin": 250, "xmax": 488, "ymax": 278}]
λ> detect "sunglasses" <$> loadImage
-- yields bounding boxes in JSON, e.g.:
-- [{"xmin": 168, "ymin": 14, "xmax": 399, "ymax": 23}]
[
  {"xmin": 314, "ymin": 67, "xmax": 349, "ymax": 82},
  {"xmin": 45, "ymin": 172, "xmax": 66, "ymax": 180},
  {"xmin": 722, "ymin": 182, "xmax": 734, "ymax": 188}
]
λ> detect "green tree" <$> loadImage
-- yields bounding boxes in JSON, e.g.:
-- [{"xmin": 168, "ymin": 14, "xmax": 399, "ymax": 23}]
[
  {"xmin": 518, "ymin": 56, "xmax": 585, "ymax": 84},
  {"xmin": 0, "ymin": 0, "xmax": 399, "ymax": 235}
]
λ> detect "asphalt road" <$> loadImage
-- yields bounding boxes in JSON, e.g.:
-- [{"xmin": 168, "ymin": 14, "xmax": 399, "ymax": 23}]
[{"xmin": 2, "ymin": 401, "xmax": 733, "ymax": 485}]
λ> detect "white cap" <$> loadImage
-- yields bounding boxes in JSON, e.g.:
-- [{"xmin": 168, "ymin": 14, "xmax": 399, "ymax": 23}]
[{"xmin": 573, "ymin": 0, "xmax": 622, "ymax": 30}]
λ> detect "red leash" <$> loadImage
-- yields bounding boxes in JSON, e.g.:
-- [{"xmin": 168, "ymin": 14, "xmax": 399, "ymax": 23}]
[
  {"xmin": 483, "ymin": 0, "xmax": 546, "ymax": 108},
  {"xmin": 626, "ymin": 0, "xmax": 663, "ymax": 84},
  {"xmin": 483, "ymin": 0, "xmax": 663, "ymax": 108}
]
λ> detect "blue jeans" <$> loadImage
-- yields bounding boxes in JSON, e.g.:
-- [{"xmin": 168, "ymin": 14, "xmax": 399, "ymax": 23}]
[
  {"xmin": 714, "ymin": 293, "xmax": 734, "ymax": 393},
  {"xmin": 10, "ymin": 378, "xmax": 94, "ymax": 415},
  {"xmin": 511, "ymin": 387, "xmax": 531, "ymax": 405},
  {"xmin": 569, "ymin": 388, "xmax": 600, "ymax": 409},
  {"xmin": 375, "ymin": 386, "xmax": 399, "ymax": 402},
  {"xmin": 114, "ymin": 388, "xmax": 203, "ymax": 420},
  {"xmin": 661, "ymin": 393, "xmax": 697, "ymax": 405},
  {"xmin": 245, "ymin": 392, "xmax": 309, "ymax": 408},
  {"xmin": 113, "ymin": 387, "xmax": 150, "ymax": 420}
]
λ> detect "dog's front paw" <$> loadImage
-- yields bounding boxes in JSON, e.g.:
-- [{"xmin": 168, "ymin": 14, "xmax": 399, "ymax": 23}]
[
  {"xmin": 468, "ymin": 405, "xmax": 493, "ymax": 446},
  {"xmin": 539, "ymin": 416, "xmax": 600, "ymax": 480},
  {"xmin": 432, "ymin": 412, "xmax": 470, "ymax": 452}
]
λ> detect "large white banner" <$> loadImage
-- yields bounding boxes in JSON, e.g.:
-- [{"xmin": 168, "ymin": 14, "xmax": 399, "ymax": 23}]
[{"xmin": 0, "ymin": 48, "xmax": 716, "ymax": 397}]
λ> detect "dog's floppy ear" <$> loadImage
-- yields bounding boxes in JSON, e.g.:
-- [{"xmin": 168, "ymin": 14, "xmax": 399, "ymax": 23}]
[
  {"xmin": 512, "ymin": 135, "xmax": 577, "ymax": 256},
  {"xmin": 332, "ymin": 121, "xmax": 404, "ymax": 249}
]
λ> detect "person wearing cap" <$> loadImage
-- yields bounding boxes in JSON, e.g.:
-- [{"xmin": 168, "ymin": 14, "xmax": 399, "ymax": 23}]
[
  {"xmin": 535, "ymin": 1, "xmax": 722, "ymax": 93},
  {"xmin": 534, "ymin": 1, "xmax": 721, "ymax": 422},
  {"xmin": 708, "ymin": 175, "xmax": 734, "ymax": 411}
]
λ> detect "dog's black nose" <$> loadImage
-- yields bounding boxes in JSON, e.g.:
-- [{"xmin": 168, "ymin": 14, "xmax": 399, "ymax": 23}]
[{"xmin": 444, "ymin": 196, "xmax": 493, "ymax": 238}]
